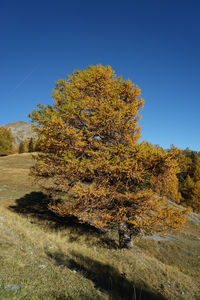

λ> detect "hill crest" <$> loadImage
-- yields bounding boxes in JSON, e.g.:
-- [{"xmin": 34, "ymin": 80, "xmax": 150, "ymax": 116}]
[{"xmin": 4, "ymin": 121, "xmax": 36, "ymax": 146}]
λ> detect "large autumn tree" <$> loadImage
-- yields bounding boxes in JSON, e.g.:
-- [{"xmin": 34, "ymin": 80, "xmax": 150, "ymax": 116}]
[
  {"xmin": 29, "ymin": 65, "xmax": 187, "ymax": 248},
  {"xmin": 0, "ymin": 127, "xmax": 14, "ymax": 156}
]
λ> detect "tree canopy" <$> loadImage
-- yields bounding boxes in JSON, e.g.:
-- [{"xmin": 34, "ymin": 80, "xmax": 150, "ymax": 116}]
[
  {"xmin": 174, "ymin": 147, "xmax": 200, "ymax": 212},
  {"xmin": 0, "ymin": 127, "xmax": 14, "ymax": 156},
  {"xmin": 29, "ymin": 65, "xmax": 188, "ymax": 248}
]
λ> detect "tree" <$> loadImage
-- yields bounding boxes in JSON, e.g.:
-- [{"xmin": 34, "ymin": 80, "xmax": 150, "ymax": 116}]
[
  {"xmin": 0, "ymin": 127, "xmax": 14, "ymax": 156},
  {"xmin": 193, "ymin": 157, "xmax": 200, "ymax": 182},
  {"xmin": 29, "ymin": 65, "xmax": 188, "ymax": 248},
  {"xmin": 19, "ymin": 142, "xmax": 24, "ymax": 154},
  {"xmin": 28, "ymin": 138, "xmax": 34, "ymax": 152},
  {"xmin": 182, "ymin": 175, "xmax": 194, "ymax": 199},
  {"xmin": 175, "ymin": 148, "xmax": 200, "ymax": 210},
  {"xmin": 191, "ymin": 181, "xmax": 200, "ymax": 212}
]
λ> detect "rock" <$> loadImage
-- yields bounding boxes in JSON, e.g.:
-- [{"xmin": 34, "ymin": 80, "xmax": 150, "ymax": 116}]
[
  {"xmin": 143, "ymin": 234, "xmax": 177, "ymax": 242},
  {"xmin": 189, "ymin": 212, "xmax": 200, "ymax": 225},
  {"xmin": 5, "ymin": 285, "xmax": 25, "ymax": 291},
  {"xmin": 70, "ymin": 269, "xmax": 77, "ymax": 273},
  {"xmin": 5, "ymin": 121, "xmax": 37, "ymax": 146},
  {"xmin": 38, "ymin": 265, "xmax": 47, "ymax": 269}
]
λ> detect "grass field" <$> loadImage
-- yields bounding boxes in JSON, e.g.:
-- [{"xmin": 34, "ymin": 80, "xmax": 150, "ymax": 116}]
[{"xmin": 0, "ymin": 153, "xmax": 199, "ymax": 299}]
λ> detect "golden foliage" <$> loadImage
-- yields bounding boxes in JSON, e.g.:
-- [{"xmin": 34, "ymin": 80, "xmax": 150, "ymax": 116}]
[
  {"xmin": 29, "ymin": 65, "xmax": 187, "ymax": 245},
  {"xmin": 191, "ymin": 181, "xmax": 200, "ymax": 212},
  {"xmin": 0, "ymin": 126, "xmax": 14, "ymax": 155},
  {"xmin": 173, "ymin": 147, "xmax": 200, "ymax": 212}
]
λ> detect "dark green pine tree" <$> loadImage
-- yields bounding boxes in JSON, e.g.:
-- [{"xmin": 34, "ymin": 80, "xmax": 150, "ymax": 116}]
[
  {"xmin": 28, "ymin": 138, "xmax": 34, "ymax": 152},
  {"xmin": 19, "ymin": 142, "xmax": 24, "ymax": 154}
]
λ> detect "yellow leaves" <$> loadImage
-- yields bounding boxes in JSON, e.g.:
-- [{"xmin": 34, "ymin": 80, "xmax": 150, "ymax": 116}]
[
  {"xmin": 0, "ymin": 126, "xmax": 15, "ymax": 155},
  {"xmin": 29, "ymin": 65, "xmax": 189, "ymax": 238},
  {"xmin": 184, "ymin": 175, "xmax": 195, "ymax": 191},
  {"xmin": 174, "ymin": 148, "xmax": 200, "ymax": 212},
  {"xmin": 94, "ymin": 220, "xmax": 107, "ymax": 227},
  {"xmin": 191, "ymin": 181, "xmax": 200, "ymax": 212},
  {"xmin": 193, "ymin": 158, "xmax": 200, "ymax": 182},
  {"xmin": 117, "ymin": 207, "xmax": 127, "ymax": 220}
]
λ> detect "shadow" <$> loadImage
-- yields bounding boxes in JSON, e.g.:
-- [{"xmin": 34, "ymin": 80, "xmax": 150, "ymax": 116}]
[
  {"xmin": 9, "ymin": 192, "xmax": 66, "ymax": 227},
  {"xmin": 47, "ymin": 249, "xmax": 166, "ymax": 300},
  {"xmin": 44, "ymin": 293, "xmax": 71, "ymax": 300},
  {"xmin": 42, "ymin": 292, "xmax": 73, "ymax": 300},
  {"xmin": 9, "ymin": 192, "xmax": 117, "ymax": 248}
]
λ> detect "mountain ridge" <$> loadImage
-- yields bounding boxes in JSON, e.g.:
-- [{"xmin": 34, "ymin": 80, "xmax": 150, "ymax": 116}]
[{"xmin": 4, "ymin": 121, "xmax": 36, "ymax": 146}]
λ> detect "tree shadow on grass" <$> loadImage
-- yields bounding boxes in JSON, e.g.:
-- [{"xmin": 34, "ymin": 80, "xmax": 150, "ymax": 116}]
[
  {"xmin": 42, "ymin": 292, "xmax": 70, "ymax": 300},
  {"xmin": 47, "ymin": 249, "xmax": 166, "ymax": 300},
  {"xmin": 9, "ymin": 192, "xmax": 118, "ymax": 249}
]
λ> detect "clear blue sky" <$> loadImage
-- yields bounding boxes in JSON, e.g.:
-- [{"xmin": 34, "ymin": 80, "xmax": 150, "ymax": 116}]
[{"xmin": 0, "ymin": 0, "xmax": 199, "ymax": 150}]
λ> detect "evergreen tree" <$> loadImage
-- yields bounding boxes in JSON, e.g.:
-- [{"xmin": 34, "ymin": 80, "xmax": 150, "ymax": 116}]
[
  {"xmin": 28, "ymin": 138, "xmax": 34, "ymax": 152},
  {"xmin": 19, "ymin": 142, "xmax": 24, "ymax": 154},
  {"xmin": 191, "ymin": 181, "xmax": 200, "ymax": 212}
]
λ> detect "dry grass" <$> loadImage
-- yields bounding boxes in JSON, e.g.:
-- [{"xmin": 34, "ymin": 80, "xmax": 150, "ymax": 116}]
[
  {"xmin": 0, "ymin": 153, "xmax": 200, "ymax": 299},
  {"xmin": 0, "ymin": 153, "xmax": 39, "ymax": 203},
  {"xmin": 0, "ymin": 205, "xmax": 105, "ymax": 299}
]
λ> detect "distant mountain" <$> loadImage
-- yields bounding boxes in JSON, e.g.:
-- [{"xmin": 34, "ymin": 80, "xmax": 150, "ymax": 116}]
[{"xmin": 4, "ymin": 121, "xmax": 37, "ymax": 146}]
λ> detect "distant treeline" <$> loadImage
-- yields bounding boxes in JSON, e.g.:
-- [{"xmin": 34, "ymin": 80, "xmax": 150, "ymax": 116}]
[
  {"xmin": 171, "ymin": 146, "xmax": 200, "ymax": 213},
  {"xmin": 0, "ymin": 126, "xmax": 39, "ymax": 155}
]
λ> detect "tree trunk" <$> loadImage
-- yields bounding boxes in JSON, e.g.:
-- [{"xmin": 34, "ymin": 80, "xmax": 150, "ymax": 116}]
[{"xmin": 118, "ymin": 222, "xmax": 134, "ymax": 249}]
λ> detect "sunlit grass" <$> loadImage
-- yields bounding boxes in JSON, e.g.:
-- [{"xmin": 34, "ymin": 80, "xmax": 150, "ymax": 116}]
[{"xmin": 0, "ymin": 153, "xmax": 199, "ymax": 299}]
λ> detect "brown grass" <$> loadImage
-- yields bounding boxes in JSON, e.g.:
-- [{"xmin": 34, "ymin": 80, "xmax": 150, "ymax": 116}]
[
  {"xmin": 0, "ymin": 153, "xmax": 39, "ymax": 203},
  {"xmin": 0, "ymin": 153, "xmax": 199, "ymax": 299}
]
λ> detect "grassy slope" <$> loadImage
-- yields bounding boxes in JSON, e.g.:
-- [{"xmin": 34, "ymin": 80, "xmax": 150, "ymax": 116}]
[{"xmin": 0, "ymin": 154, "xmax": 199, "ymax": 300}]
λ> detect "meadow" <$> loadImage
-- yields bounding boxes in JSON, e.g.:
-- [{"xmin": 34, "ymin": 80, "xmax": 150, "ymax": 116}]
[{"xmin": 0, "ymin": 153, "xmax": 199, "ymax": 299}]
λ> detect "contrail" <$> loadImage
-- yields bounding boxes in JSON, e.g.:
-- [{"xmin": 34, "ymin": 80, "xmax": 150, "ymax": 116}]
[{"xmin": 8, "ymin": 64, "xmax": 40, "ymax": 96}]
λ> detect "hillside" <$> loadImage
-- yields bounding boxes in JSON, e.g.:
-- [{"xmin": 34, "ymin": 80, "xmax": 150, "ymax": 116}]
[
  {"xmin": 4, "ymin": 121, "xmax": 37, "ymax": 146},
  {"xmin": 0, "ymin": 154, "xmax": 199, "ymax": 299}
]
